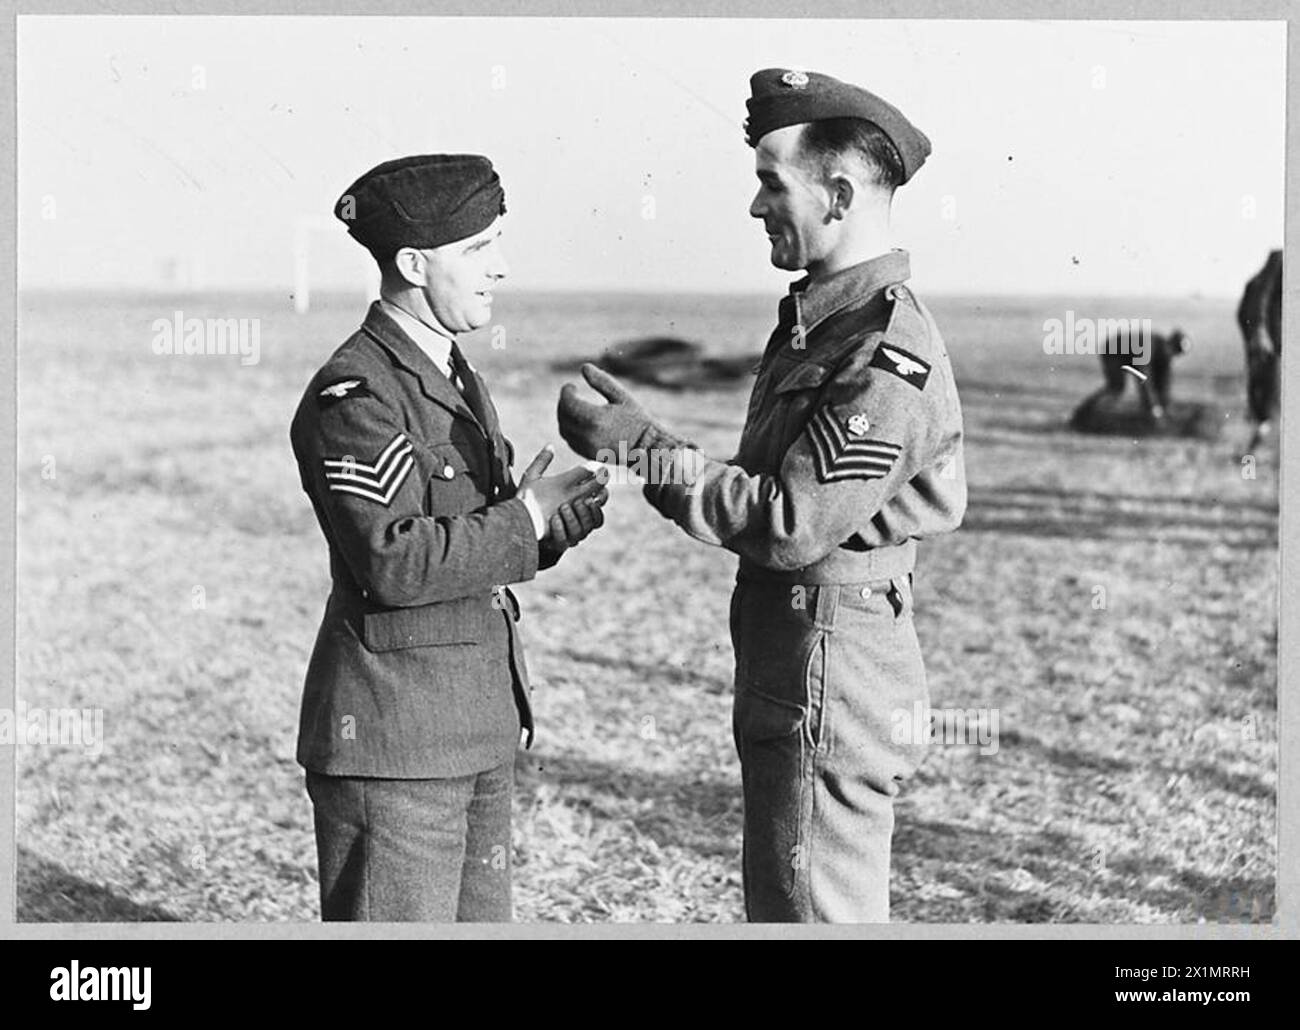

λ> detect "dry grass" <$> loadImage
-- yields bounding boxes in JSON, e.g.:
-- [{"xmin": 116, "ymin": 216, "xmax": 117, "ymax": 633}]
[{"xmin": 16, "ymin": 288, "xmax": 1276, "ymax": 923}]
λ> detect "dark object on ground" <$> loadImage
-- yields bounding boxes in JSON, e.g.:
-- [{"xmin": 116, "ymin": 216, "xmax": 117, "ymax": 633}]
[
  {"xmin": 1070, "ymin": 390, "xmax": 1218, "ymax": 439},
  {"xmin": 598, "ymin": 336, "xmax": 757, "ymax": 390},
  {"xmin": 1237, "ymin": 250, "xmax": 1282, "ymax": 450}
]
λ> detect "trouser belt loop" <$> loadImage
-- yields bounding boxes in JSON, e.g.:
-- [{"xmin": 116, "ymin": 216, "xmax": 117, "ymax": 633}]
[{"xmin": 813, "ymin": 583, "xmax": 840, "ymax": 631}]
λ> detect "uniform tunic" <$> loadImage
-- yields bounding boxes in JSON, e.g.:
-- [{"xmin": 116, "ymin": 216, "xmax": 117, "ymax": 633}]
[
  {"xmin": 290, "ymin": 301, "xmax": 550, "ymax": 781},
  {"xmin": 643, "ymin": 249, "xmax": 966, "ymax": 920}
]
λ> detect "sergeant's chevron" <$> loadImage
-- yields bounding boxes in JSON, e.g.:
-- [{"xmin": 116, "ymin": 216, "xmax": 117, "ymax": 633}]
[
  {"xmin": 323, "ymin": 432, "xmax": 414, "ymax": 505},
  {"xmin": 807, "ymin": 408, "xmax": 902, "ymax": 484}
]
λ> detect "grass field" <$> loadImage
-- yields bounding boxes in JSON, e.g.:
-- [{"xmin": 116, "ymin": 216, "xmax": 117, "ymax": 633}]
[{"xmin": 16, "ymin": 286, "xmax": 1278, "ymax": 923}]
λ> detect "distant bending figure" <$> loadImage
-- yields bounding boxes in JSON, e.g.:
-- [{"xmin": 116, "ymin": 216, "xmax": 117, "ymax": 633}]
[{"xmin": 1082, "ymin": 328, "xmax": 1189, "ymax": 421}]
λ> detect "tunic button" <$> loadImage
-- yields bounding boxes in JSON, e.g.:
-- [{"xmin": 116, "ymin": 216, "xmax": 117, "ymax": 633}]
[
  {"xmin": 442, "ymin": 464, "xmax": 455, "ymax": 480},
  {"xmin": 859, "ymin": 586, "xmax": 872, "ymax": 600}
]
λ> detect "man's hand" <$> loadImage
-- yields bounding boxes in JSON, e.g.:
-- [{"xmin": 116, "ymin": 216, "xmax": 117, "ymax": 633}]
[
  {"xmin": 544, "ymin": 495, "xmax": 606, "ymax": 549},
  {"xmin": 557, "ymin": 363, "xmax": 659, "ymax": 462},
  {"xmin": 517, "ymin": 444, "xmax": 609, "ymax": 525}
]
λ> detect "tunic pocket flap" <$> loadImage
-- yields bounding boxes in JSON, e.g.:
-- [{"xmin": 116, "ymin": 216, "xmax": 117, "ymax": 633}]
[
  {"xmin": 362, "ymin": 597, "xmax": 486, "ymax": 651},
  {"xmin": 772, "ymin": 361, "xmax": 834, "ymax": 394},
  {"xmin": 425, "ymin": 442, "xmax": 478, "ymax": 480}
]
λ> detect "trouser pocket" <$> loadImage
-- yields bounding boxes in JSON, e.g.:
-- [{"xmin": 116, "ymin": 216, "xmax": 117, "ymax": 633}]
[{"xmin": 803, "ymin": 629, "xmax": 829, "ymax": 752}]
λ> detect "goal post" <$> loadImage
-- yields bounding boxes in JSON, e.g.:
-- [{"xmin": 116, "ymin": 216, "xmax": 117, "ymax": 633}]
[{"xmin": 293, "ymin": 214, "xmax": 380, "ymax": 314}]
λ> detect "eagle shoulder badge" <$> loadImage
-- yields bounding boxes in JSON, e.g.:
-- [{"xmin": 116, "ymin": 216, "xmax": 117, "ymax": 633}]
[
  {"xmin": 806, "ymin": 407, "xmax": 902, "ymax": 484},
  {"xmin": 318, "ymin": 376, "xmax": 372, "ymax": 408},
  {"xmin": 868, "ymin": 344, "xmax": 931, "ymax": 390}
]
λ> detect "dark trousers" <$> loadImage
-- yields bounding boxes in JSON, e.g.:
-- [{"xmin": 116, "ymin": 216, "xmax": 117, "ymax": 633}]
[
  {"xmin": 306, "ymin": 762, "xmax": 514, "ymax": 921},
  {"xmin": 731, "ymin": 575, "xmax": 929, "ymax": 922}
]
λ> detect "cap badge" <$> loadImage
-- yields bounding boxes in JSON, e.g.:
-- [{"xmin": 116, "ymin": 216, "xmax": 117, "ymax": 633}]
[{"xmin": 780, "ymin": 70, "xmax": 809, "ymax": 89}]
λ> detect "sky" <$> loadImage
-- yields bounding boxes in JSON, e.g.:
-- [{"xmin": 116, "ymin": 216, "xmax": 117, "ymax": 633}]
[{"xmin": 17, "ymin": 16, "xmax": 1287, "ymax": 297}]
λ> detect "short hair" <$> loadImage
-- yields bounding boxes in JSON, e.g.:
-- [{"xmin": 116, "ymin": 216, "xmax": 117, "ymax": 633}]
[{"xmin": 797, "ymin": 117, "xmax": 905, "ymax": 193}]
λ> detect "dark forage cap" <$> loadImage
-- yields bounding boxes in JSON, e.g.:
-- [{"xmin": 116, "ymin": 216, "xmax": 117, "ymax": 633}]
[
  {"xmin": 744, "ymin": 68, "xmax": 931, "ymax": 183},
  {"xmin": 334, "ymin": 154, "xmax": 506, "ymax": 258}
]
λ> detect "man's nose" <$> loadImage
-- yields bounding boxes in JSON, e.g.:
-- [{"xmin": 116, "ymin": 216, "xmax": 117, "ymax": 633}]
[
  {"xmin": 749, "ymin": 191, "xmax": 766, "ymax": 219},
  {"xmin": 490, "ymin": 252, "xmax": 509, "ymax": 280}
]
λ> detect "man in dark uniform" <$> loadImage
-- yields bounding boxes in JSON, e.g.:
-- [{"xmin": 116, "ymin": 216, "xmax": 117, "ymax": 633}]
[
  {"xmin": 1237, "ymin": 249, "xmax": 1283, "ymax": 449},
  {"xmin": 558, "ymin": 71, "xmax": 966, "ymax": 921},
  {"xmin": 291, "ymin": 154, "xmax": 608, "ymax": 921}
]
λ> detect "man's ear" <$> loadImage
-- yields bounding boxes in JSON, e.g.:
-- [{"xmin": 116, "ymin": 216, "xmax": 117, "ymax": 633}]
[
  {"xmin": 827, "ymin": 172, "xmax": 856, "ymax": 221},
  {"xmin": 392, "ymin": 247, "xmax": 427, "ymax": 288}
]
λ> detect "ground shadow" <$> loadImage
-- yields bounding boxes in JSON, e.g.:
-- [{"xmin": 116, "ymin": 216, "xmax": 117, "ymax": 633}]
[
  {"xmin": 518, "ymin": 738, "xmax": 1273, "ymax": 922},
  {"xmin": 515, "ymin": 750, "xmax": 742, "ymax": 861},
  {"xmin": 963, "ymin": 484, "xmax": 1277, "ymax": 547},
  {"xmin": 997, "ymin": 729, "xmax": 1277, "ymax": 802},
  {"xmin": 895, "ymin": 813, "xmax": 1274, "ymax": 923},
  {"xmin": 17, "ymin": 846, "xmax": 180, "ymax": 922}
]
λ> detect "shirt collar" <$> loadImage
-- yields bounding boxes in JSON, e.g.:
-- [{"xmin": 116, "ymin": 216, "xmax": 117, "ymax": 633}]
[
  {"xmin": 378, "ymin": 297, "xmax": 455, "ymax": 380},
  {"xmin": 788, "ymin": 248, "xmax": 911, "ymax": 336}
]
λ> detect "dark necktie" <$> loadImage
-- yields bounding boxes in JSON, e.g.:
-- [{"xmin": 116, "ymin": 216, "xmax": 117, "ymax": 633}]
[
  {"xmin": 448, "ymin": 341, "xmax": 496, "ymax": 437},
  {"xmin": 447, "ymin": 341, "xmax": 511, "ymax": 496}
]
